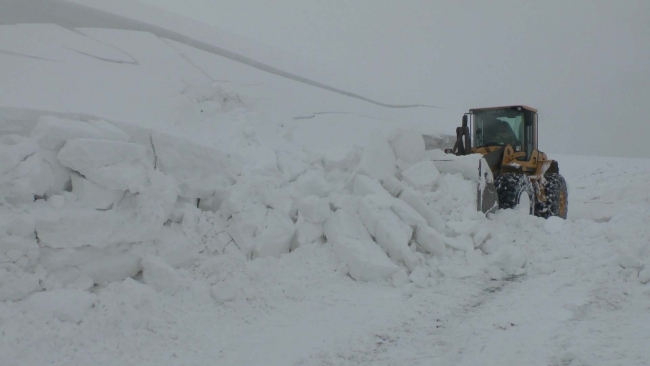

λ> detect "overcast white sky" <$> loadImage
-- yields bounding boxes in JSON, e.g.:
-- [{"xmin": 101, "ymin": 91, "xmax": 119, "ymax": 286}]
[{"xmin": 137, "ymin": 0, "xmax": 649, "ymax": 158}]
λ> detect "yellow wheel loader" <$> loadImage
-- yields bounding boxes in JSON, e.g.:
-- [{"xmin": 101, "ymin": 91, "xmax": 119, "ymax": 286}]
[{"xmin": 446, "ymin": 105, "xmax": 568, "ymax": 219}]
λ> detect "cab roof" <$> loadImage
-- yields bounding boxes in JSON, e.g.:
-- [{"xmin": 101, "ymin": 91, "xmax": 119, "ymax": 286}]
[{"xmin": 469, "ymin": 105, "xmax": 538, "ymax": 113}]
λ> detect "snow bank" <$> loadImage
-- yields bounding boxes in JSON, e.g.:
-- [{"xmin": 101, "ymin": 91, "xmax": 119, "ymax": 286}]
[{"xmin": 0, "ymin": 106, "xmax": 528, "ymax": 301}]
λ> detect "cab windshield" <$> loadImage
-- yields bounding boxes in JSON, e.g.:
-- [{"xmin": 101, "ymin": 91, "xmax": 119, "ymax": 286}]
[{"xmin": 473, "ymin": 109, "xmax": 524, "ymax": 149}]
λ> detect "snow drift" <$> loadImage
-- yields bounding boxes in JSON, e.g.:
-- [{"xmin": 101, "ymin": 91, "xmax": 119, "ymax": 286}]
[{"xmin": 0, "ymin": 101, "xmax": 533, "ymax": 301}]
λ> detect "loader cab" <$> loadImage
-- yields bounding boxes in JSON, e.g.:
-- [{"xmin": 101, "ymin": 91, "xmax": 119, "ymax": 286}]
[{"xmin": 470, "ymin": 105, "xmax": 537, "ymax": 161}]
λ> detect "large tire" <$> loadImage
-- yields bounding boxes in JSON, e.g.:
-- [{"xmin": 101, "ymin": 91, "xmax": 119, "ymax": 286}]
[
  {"xmin": 494, "ymin": 173, "xmax": 535, "ymax": 215},
  {"xmin": 535, "ymin": 173, "xmax": 568, "ymax": 219}
]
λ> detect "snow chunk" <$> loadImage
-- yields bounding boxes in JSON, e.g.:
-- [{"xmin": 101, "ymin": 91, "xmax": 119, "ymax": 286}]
[
  {"xmin": 356, "ymin": 132, "xmax": 396, "ymax": 180},
  {"xmin": 0, "ymin": 265, "xmax": 42, "ymax": 301},
  {"xmin": 58, "ymin": 138, "xmax": 152, "ymax": 192},
  {"xmin": 324, "ymin": 210, "xmax": 398, "ymax": 281},
  {"xmin": 414, "ymin": 226, "xmax": 446, "ymax": 257},
  {"xmin": 25, "ymin": 289, "xmax": 96, "ymax": 322},
  {"xmin": 295, "ymin": 170, "xmax": 330, "ymax": 198},
  {"xmin": 298, "ymin": 196, "xmax": 331, "ymax": 224},
  {"xmin": 0, "ymin": 137, "xmax": 52, "ymax": 204},
  {"xmin": 443, "ymin": 234, "xmax": 474, "ymax": 252},
  {"xmin": 353, "ymin": 174, "xmax": 392, "ymax": 198},
  {"xmin": 31, "ymin": 115, "xmax": 129, "ymax": 150},
  {"xmin": 152, "ymin": 131, "xmax": 238, "ymax": 199},
  {"xmin": 391, "ymin": 199, "xmax": 427, "ymax": 230},
  {"xmin": 253, "ymin": 209, "xmax": 296, "ymax": 259},
  {"xmin": 358, "ymin": 196, "xmax": 418, "ymax": 270},
  {"xmin": 401, "ymin": 160, "xmax": 440, "ymax": 191},
  {"xmin": 388, "ymin": 129, "xmax": 425, "ymax": 163},
  {"xmin": 398, "ymin": 187, "xmax": 446, "ymax": 232},
  {"xmin": 381, "ymin": 176, "xmax": 403, "ymax": 197},
  {"xmin": 70, "ymin": 173, "xmax": 124, "ymax": 210},
  {"xmin": 36, "ymin": 173, "xmax": 176, "ymax": 249},
  {"xmin": 142, "ymin": 256, "xmax": 185, "ymax": 295},
  {"xmin": 39, "ymin": 242, "xmax": 147, "ymax": 286},
  {"xmin": 293, "ymin": 215, "xmax": 325, "ymax": 249}
]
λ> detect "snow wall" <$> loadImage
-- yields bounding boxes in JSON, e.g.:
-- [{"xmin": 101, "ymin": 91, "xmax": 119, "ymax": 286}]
[{"xmin": 0, "ymin": 111, "xmax": 570, "ymax": 301}]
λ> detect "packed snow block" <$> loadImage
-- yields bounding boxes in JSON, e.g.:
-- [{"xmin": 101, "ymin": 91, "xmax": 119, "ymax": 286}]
[
  {"xmin": 324, "ymin": 210, "xmax": 398, "ymax": 281},
  {"xmin": 374, "ymin": 211, "xmax": 419, "ymax": 271},
  {"xmin": 298, "ymin": 196, "xmax": 331, "ymax": 224},
  {"xmin": 0, "ymin": 235, "xmax": 40, "ymax": 269},
  {"xmin": 381, "ymin": 176, "xmax": 403, "ymax": 197},
  {"xmin": 358, "ymin": 195, "xmax": 392, "ymax": 237},
  {"xmin": 277, "ymin": 151, "xmax": 309, "ymax": 183},
  {"xmin": 242, "ymin": 145, "xmax": 281, "ymax": 178},
  {"xmin": 328, "ymin": 193, "xmax": 360, "ymax": 214},
  {"xmin": 388, "ymin": 129, "xmax": 425, "ymax": 163},
  {"xmin": 400, "ymin": 161, "xmax": 440, "ymax": 191},
  {"xmin": 109, "ymin": 121, "xmax": 156, "ymax": 167},
  {"xmin": 414, "ymin": 226, "xmax": 446, "ymax": 257},
  {"xmin": 154, "ymin": 226, "xmax": 201, "ymax": 268},
  {"xmin": 324, "ymin": 209, "xmax": 374, "ymax": 244},
  {"xmin": 25, "ymin": 289, "xmax": 97, "ymax": 323},
  {"xmin": 31, "ymin": 115, "xmax": 129, "ymax": 150},
  {"xmin": 356, "ymin": 131, "xmax": 396, "ymax": 180},
  {"xmin": 151, "ymin": 131, "xmax": 238, "ymax": 199},
  {"xmin": 295, "ymin": 170, "xmax": 330, "ymax": 198},
  {"xmin": 142, "ymin": 256, "xmax": 185, "ymax": 295},
  {"xmin": 292, "ymin": 215, "xmax": 325, "ymax": 249},
  {"xmin": 442, "ymin": 234, "xmax": 474, "ymax": 252},
  {"xmin": 39, "ymin": 242, "xmax": 148, "ymax": 286},
  {"xmin": 391, "ymin": 199, "xmax": 427, "ymax": 230},
  {"xmin": 398, "ymin": 187, "xmax": 446, "ymax": 232},
  {"xmin": 353, "ymin": 174, "xmax": 393, "ymax": 199},
  {"xmin": 36, "ymin": 175, "xmax": 176, "ymax": 249},
  {"xmin": 226, "ymin": 203, "xmax": 268, "ymax": 258},
  {"xmin": 253, "ymin": 209, "xmax": 296, "ymax": 259},
  {"xmin": 70, "ymin": 173, "xmax": 124, "ymax": 210},
  {"xmin": 264, "ymin": 193, "xmax": 296, "ymax": 218},
  {"xmin": 0, "ymin": 136, "xmax": 39, "ymax": 176},
  {"xmin": 0, "ymin": 265, "xmax": 42, "ymax": 301},
  {"xmin": 0, "ymin": 137, "xmax": 53, "ymax": 204},
  {"xmin": 3, "ymin": 213, "xmax": 35, "ymax": 238},
  {"xmin": 38, "ymin": 148, "xmax": 73, "ymax": 194},
  {"xmin": 58, "ymin": 138, "xmax": 152, "ymax": 192}
]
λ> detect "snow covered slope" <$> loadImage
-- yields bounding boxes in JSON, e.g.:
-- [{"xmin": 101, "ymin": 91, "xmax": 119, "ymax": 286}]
[{"xmin": 1, "ymin": 1, "xmax": 649, "ymax": 365}]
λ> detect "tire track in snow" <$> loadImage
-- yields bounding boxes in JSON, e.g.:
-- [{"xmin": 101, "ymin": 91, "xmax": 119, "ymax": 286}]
[{"xmin": 0, "ymin": 0, "xmax": 439, "ymax": 110}]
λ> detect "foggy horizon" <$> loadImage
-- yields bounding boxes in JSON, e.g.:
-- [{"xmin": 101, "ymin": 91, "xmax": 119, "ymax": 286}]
[{"xmin": 138, "ymin": 0, "xmax": 650, "ymax": 158}]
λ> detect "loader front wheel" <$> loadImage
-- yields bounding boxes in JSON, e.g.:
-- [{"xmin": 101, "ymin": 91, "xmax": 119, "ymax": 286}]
[
  {"xmin": 494, "ymin": 173, "xmax": 535, "ymax": 215},
  {"xmin": 536, "ymin": 174, "xmax": 568, "ymax": 219}
]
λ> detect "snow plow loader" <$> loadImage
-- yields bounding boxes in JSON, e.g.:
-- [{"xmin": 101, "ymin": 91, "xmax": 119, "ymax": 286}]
[{"xmin": 443, "ymin": 105, "xmax": 568, "ymax": 219}]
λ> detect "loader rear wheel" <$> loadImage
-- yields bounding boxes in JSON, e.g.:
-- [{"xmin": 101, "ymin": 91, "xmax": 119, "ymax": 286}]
[
  {"xmin": 535, "ymin": 174, "xmax": 568, "ymax": 219},
  {"xmin": 494, "ymin": 173, "xmax": 535, "ymax": 215}
]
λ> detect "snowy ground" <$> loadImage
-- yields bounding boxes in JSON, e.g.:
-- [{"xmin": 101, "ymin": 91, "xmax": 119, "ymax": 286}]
[{"xmin": 1, "ymin": 1, "xmax": 649, "ymax": 366}]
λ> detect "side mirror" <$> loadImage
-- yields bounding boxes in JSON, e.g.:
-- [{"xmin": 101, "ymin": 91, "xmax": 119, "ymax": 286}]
[{"xmin": 462, "ymin": 114, "xmax": 468, "ymax": 128}]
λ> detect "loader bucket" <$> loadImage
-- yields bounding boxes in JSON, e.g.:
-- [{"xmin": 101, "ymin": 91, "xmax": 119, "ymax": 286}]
[
  {"xmin": 477, "ymin": 158, "xmax": 499, "ymax": 214},
  {"xmin": 429, "ymin": 153, "xmax": 499, "ymax": 215}
]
